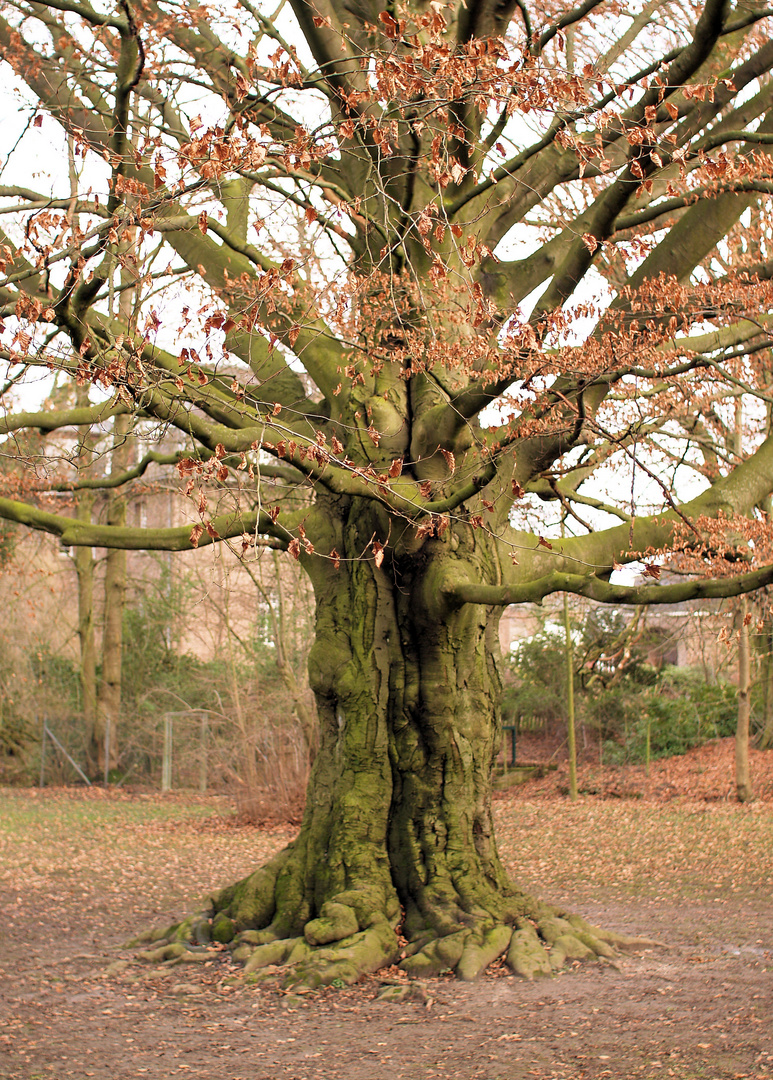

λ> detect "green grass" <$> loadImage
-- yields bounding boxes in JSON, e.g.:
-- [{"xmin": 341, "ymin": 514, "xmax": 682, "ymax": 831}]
[
  {"xmin": 0, "ymin": 788, "xmax": 292, "ymax": 919},
  {"xmin": 0, "ymin": 788, "xmax": 216, "ymax": 833}
]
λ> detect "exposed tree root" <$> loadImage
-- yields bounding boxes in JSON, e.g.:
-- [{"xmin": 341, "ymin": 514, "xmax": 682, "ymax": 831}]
[{"xmin": 130, "ymin": 866, "xmax": 662, "ymax": 988}]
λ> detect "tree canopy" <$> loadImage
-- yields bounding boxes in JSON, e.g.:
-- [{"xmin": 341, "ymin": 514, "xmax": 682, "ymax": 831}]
[{"xmin": 0, "ymin": 0, "xmax": 771, "ymax": 594}]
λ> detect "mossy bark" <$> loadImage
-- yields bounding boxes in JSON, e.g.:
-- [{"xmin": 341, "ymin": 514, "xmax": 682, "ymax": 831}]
[{"xmin": 149, "ymin": 499, "xmax": 631, "ymax": 984}]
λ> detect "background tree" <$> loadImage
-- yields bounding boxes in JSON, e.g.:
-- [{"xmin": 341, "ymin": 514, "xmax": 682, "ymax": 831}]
[
  {"xmin": 754, "ymin": 601, "xmax": 773, "ymax": 748},
  {"xmin": 735, "ymin": 596, "xmax": 753, "ymax": 799},
  {"xmin": 2, "ymin": 0, "xmax": 773, "ymax": 985}
]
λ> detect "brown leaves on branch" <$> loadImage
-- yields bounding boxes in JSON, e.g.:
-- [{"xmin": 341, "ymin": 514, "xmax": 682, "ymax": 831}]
[
  {"xmin": 378, "ymin": 11, "xmax": 401, "ymax": 39},
  {"xmin": 439, "ymin": 448, "xmax": 455, "ymax": 473},
  {"xmin": 670, "ymin": 514, "xmax": 773, "ymax": 577}
]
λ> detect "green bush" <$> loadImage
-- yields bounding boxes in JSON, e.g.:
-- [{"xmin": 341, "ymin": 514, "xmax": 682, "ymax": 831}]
[
  {"xmin": 0, "ymin": 708, "xmax": 34, "ymax": 781},
  {"xmin": 0, "ymin": 642, "xmax": 84, "ymax": 783},
  {"xmin": 503, "ymin": 607, "xmax": 739, "ymax": 765},
  {"xmin": 587, "ymin": 667, "xmax": 737, "ymax": 765},
  {"xmin": 501, "ymin": 628, "xmax": 569, "ymax": 727}
]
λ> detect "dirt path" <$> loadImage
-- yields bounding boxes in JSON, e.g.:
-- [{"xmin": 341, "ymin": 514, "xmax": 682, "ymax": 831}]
[{"xmin": 0, "ymin": 770, "xmax": 771, "ymax": 1080}]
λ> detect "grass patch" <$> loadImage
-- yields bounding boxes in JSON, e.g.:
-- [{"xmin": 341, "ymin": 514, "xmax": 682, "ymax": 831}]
[{"xmin": 0, "ymin": 787, "xmax": 292, "ymax": 919}]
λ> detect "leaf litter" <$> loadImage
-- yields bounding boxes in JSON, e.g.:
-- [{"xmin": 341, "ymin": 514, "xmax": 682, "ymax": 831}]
[{"xmin": 0, "ymin": 739, "xmax": 771, "ymax": 1080}]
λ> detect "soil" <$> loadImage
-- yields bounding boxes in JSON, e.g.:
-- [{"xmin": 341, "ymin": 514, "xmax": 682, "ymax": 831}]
[{"xmin": 1, "ymin": 738, "xmax": 772, "ymax": 1080}]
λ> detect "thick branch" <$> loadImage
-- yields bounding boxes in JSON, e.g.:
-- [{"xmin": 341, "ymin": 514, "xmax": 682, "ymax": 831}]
[
  {"xmin": 0, "ymin": 494, "xmax": 285, "ymax": 551},
  {"xmin": 0, "ymin": 399, "xmax": 130, "ymax": 436},
  {"xmin": 448, "ymin": 564, "xmax": 773, "ymax": 608}
]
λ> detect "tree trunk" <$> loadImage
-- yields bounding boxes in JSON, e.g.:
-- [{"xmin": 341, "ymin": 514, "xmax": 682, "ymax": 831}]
[
  {"xmin": 270, "ymin": 550, "xmax": 317, "ymax": 757},
  {"xmin": 736, "ymin": 600, "xmax": 753, "ymax": 802},
  {"xmin": 68, "ymin": 147, "xmax": 99, "ymax": 775},
  {"xmin": 148, "ymin": 504, "xmax": 629, "ymax": 984},
  {"xmin": 74, "ymin": 498, "xmax": 98, "ymax": 772},
  {"xmin": 758, "ymin": 626, "xmax": 773, "ymax": 750},
  {"xmin": 94, "ymin": 414, "xmax": 131, "ymax": 776},
  {"xmin": 563, "ymin": 592, "xmax": 578, "ymax": 800}
]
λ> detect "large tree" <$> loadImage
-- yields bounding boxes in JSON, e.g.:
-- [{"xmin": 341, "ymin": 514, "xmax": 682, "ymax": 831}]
[{"xmin": 2, "ymin": 0, "xmax": 773, "ymax": 985}]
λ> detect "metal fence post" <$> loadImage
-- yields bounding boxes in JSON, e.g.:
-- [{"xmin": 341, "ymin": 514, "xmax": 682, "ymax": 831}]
[
  {"xmin": 199, "ymin": 713, "xmax": 208, "ymax": 793},
  {"xmin": 40, "ymin": 720, "xmax": 46, "ymax": 788},
  {"xmin": 162, "ymin": 714, "xmax": 173, "ymax": 792},
  {"xmin": 42, "ymin": 726, "xmax": 92, "ymax": 785}
]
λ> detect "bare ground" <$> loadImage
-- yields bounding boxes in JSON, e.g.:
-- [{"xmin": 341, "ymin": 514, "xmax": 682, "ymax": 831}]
[{"xmin": 1, "ymin": 738, "xmax": 772, "ymax": 1080}]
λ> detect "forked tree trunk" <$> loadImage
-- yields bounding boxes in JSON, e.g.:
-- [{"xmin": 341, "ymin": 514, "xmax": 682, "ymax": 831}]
[{"xmin": 148, "ymin": 503, "xmax": 630, "ymax": 984}]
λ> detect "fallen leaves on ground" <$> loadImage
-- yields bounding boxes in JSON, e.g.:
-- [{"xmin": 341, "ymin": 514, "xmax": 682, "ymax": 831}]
[
  {"xmin": 506, "ymin": 735, "xmax": 773, "ymax": 803},
  {"xmin": 1, "ymin": 743, "xmax": 772, "ymax": 1080}
]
